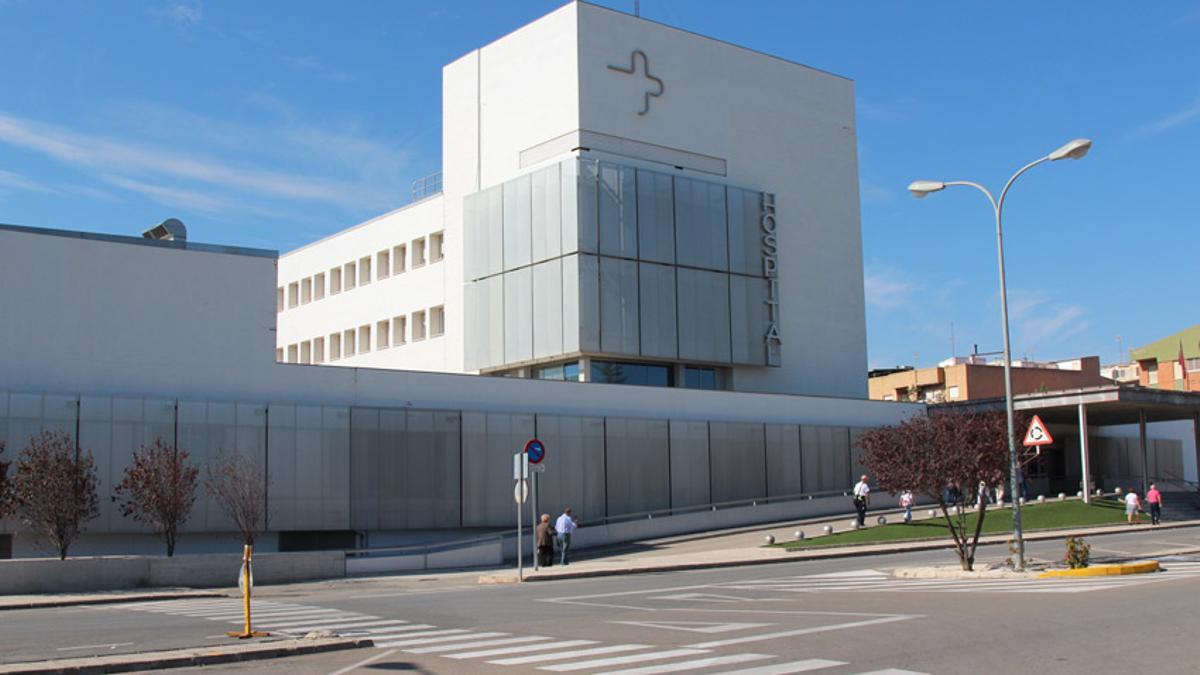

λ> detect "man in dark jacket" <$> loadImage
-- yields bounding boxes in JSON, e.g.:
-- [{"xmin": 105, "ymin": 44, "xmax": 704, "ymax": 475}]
[{"xmin": 535, "ymin": 513, "xmax": 554, "ymax": 567}]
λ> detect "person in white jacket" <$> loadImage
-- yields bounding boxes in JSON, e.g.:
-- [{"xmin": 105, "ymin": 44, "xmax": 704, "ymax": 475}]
[{"xmin": 554, "ymin": 508, "xmax": 579, "ymax": 565}]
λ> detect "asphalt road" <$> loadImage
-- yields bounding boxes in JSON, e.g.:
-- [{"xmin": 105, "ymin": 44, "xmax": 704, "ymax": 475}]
[{"xmin": 6, "ymin": 527, "xmax": 1200, "ymax": 675}]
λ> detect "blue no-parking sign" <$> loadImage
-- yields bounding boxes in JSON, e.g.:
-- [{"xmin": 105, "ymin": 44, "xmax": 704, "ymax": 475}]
[{"xmin": 524, "ymin": 438, "xmax": 546, "ymax": 464}]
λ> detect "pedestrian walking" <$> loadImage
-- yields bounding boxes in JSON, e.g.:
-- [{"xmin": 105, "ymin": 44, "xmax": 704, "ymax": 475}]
[
  {"xmin": 852, "ymin": 475, "xmax": 870, "ymax": 527},
  {"xmin": 535, "ymin": 513, "xmax": 555, "ymax": 567},
  {"xmin": 1146, "ymin": 483, "xmax": 1163, "ymax": 526},
  {"xmin": 1124, "ymin": 489, "xmax": 1142, "ymax": 525},
  {"xmin": 555, "ymin": 507, "xmax": 578, "ymax": 565},
  {"xmin": 899, "ymin": 490, "xmax": 914, "ymax": 524},
  {"xmin": 977, "ymin": 481, "xmax": 989, "ymax": 509}
]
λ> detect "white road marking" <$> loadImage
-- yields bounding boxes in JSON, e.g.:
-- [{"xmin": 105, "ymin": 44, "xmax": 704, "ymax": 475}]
[
  {"xmin": 489, "ymin": 644, "xmax": 651, "ymax": 666},
  {"xmin": 325, "ymin": 648, "xmax": 398, "ymax": 675},
  {"xmin": 711, "ymin": 659, "xmax": 848, "ymax": 674},
  {"xmin": 853, "ymin": 669, "xmax": 930, "ymax": 675},
  {"xmin": 375, "ymin": 631, "xmax": 506, "ymax": 648},
  {"xmin": 253, "ymin": 616, "xmax": 393, "ymax": 630},
  {"xmin": 404, "ymin": 635, "xmax": 550, "ymax": 654},
  {"xmin": 539, "ymin": 648, "xmax": 711, "ymax": 672},
  {"xmin": 339, "ymin": 624, "xmax": 437, "ymax": 635},
  {"xmin": 447, "ymin": 639, "xmax": 597, "ymax": 660},
  {"xmin": 56, "ymin": 642, "xmax": 134, "ymax": 652},
  {"xmin": 609, "ymin": 620, "xmax": 770, "ymax": 634},
  {"xmin": 686, "ymin": 615, "xmax": 915, "ymax": 649},
  {"xmin": 596, "ymin": 652, "xmax": 771, "ymax": 674}
]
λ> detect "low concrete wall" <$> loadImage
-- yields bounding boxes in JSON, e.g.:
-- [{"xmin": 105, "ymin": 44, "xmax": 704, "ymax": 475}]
[
  {"xmin": 0, "ymin": 551, "xmax": 344, "ymax": 595},
  {"xmin": 345, "ymin": 539, "xmax": 503, "ymax": 576}
]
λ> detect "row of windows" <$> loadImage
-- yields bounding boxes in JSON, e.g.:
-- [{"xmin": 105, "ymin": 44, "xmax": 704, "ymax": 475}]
[
  {"xmin": 277, "ymin": 305, "xmax": 445, "ymax": 365},
  {"xmin": 277, "ymin": 231, "xmax": 444, "ymax": 312},
  {"xmin": 528, "ymin": 360, "xmax": 720, "ymax": 390}
]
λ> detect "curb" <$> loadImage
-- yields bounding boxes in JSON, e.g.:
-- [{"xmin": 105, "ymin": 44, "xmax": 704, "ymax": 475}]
[
  {"xmin": 0, "ymin": 591, "xmax": 226, "ymax": 612},
  {"xmin": 1039, "ymin": 560, "xmax": 1160, "ymax": 578},
  {"xmin": 0, "ymin": 638, "xmax": 373, "ymax": 674},
  {"xmin": 503, "ymin": 521, "xmax": 1200, "ymax": 583}
]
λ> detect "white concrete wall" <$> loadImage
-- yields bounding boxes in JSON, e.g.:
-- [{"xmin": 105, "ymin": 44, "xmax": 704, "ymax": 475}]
[
  {"xmin": 574, "ymin": 3, "xmax": 867, "ymax": 398},
  {"xmin": 0, "ymin": 227, "xmax": 277, "ymax": 398},
  {"xmin": 276, "ymin": 196, "xmax": 452, "ymax": 372},
  {"xmin": 1094, "ymin": 420, "xmax": 1198, "ymax": 483}
]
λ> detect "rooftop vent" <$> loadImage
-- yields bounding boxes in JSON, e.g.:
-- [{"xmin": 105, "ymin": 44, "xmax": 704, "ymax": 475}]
[{"xmin": 142, "ymin": 218, "xmax": 187, "ymax": 242}]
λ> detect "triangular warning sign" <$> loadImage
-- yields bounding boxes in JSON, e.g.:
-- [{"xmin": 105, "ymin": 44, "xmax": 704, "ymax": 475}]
[{"xmin": 1023, "ymin": 415, "xmax": 1053, "ymax": 447}]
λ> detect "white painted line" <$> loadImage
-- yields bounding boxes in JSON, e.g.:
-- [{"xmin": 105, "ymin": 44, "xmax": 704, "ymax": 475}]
[
  {"xmin": 708, "ymin": 659, "xmax": 848, "ymax": 674},
  {"xmin": 261, "ymin": 618, "xmax": 408, "ymax": 632},
  {"xmin": 539, "ymin": 648, "xmax": 711, "ymax": 672},
  {"xmin": 252, "ymin": 615, "xmax": 383, "ymax": 629},
  {"xmin": 202, "ymin": 607, "xmax": 343, "ymax": 618},
  {"xmin": 342, "ymin": 624, "xmax": 437, "ymax": 635},
  {"xmin": 405, "ymin": 635, "xmax": 549, "ymax": 654},
  {"xmin": 852, "ymin": 669, "xmax": 930, "ymax": 675},
  {"xmin": 687, "ymin": 615, "xmax": 914, "ymax": 649},
  {"xmin": 325, "ymin": 648, "xmax": 398, "ymax": 675},
  {"xmin": 56, "ymin": 643, "xmax": 134, "ymax": 652},
  {"xmin": 447, "ymin": 639, "xmax": 597, "ymax": 660},
  {"xmin": 596, "ymin": 652, "xmax": 771, "ymax": 674},
  {"xmin": 489, "ymin": 644, "xmax": 651, "ymax": 666},
  {"xmin": 375, "ymin": 631, "xmax": 504, "ymax": 648}
]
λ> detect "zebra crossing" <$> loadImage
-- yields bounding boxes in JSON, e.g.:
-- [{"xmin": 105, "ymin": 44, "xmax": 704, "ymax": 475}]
[
  {"xmin": 709, "ymin": 561, "xmax": 1200, "ymax": 595},
  {"xmin": 111, "ymin": 598, "xmax": 927, "ymax": 674}
]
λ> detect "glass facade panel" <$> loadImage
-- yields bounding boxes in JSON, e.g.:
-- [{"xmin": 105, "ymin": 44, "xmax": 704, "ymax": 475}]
[
  {"xmin": 531, "ymin": 163, "xmax": 562, "ymax": 263},
  {"xmin": 636, "ymin": 169, "xmax": 674, "ymax": 264},
  {"xmin": 726, "ymin": 187, "xmax": 762, "ymax": 276},
  {"xmin": 502, "ymin": 175, "xmax": 532, "ymax": 270},
  {"xmin": 597, "ymin": 162, "xmax": 637, "ymax": 259},
  {"xmin": 674, "ymin": 176, "xmax": 728, "ymax": 271},
  {"xmin": 532, "ymin": 258, "xmax": 563, "ymax": 359},
  {"xmin": 482, "ymin": 185, "xmax": 504, "ymax": 277},
  {"xmin": 599, "ymin": 256, "xmax": 639, "ymax": 356},
  {"xmin": 684, "ymin": 366, "xmax": 718, "ymax": 390},
  {"xmin": 503, "ymin": 267, "xmax": 533, "ymax": 364},
  {"xmin": 638, "ymin": 262, "xmax": 677, "ymax": 359},
  {"xmin": 676, "ymin": 267, "xmax": 731, "ymax": 363},
  {"xmin": 591, "ymin": 360, "xmax": 673, "ymax": 387}
]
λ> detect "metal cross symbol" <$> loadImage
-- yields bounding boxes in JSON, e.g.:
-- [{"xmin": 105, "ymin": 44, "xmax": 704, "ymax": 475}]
[{"xmin": 607, "ymin": 50, "xmax": 664, "ymax": 116}]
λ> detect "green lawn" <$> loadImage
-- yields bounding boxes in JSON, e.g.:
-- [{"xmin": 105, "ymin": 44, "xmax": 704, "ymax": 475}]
[{"xmin": 776, "ymin": 499, "xmax": 1129, "ymax": 550}]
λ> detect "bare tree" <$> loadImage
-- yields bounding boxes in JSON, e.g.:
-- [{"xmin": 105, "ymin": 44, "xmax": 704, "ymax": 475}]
[
  {"xmin": 204, "ymin": 453, "xmax": 268, "ymax": 546},
  {"xmin": 114, "ymin": 438, "xmax": 199, "ymax": 557},
  {"xmin": 0, "ymin": 441, "xmax": 10, "ymax": 518},
  {"xmin": 10, "ymin": 431, "xmax": 100, "ymax": 560},
  {"xmin": 858, "ymin": 410, "xmax": 1014, "ymax": 570}
]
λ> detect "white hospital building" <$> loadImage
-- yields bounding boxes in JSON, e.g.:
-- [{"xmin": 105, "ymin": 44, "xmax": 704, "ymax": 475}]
[{"xmin": 0, "ymin": 3, "xmax": 920, "ymax": 562}]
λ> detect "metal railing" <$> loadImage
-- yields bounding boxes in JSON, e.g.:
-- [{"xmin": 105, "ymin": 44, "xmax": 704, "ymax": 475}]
[{"xmin": 411, "ymin": 171, "xmax": 443, "ymax": 202}]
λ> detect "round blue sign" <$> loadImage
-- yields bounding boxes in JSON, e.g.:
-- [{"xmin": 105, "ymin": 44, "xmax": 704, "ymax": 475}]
[{"xmin": 524, "ymin": 438, "xmax": 546, "ymax": 464}]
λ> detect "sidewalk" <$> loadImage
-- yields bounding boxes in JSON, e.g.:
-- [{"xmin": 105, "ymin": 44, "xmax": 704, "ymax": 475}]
[
  {"xmin": 0, "ymin": 588, "xmax": 225, "ymax": 612},
  {"xmin": 481, "ymin": 509, "xmax": 1200, "ymax": 583}
]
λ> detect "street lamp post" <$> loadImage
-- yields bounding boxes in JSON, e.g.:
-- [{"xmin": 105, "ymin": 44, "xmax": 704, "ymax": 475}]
[{"xmin": 907, "ymin": 138, "xmax": 1092, "ymax": 570}]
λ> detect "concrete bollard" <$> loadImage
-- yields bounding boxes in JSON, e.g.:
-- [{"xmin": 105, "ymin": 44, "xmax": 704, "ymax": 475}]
[
  {"xmin": 1076, "ymin": 490, "xmax": 1084, "ymax": 498},
  {"xmin": 850, "ymin": 520, "xmax": 861, "ymax": 530},
  {"xmin": 1115, "ymin": 487, "xmax": 1123, "ymax": 496},
  {"xmin": 822, "ymin": 524, "xmax": 833, "ymax": 535},
  {"xmin": 927, "ymin": 509, "xmax": 937, "ymax": 518},
  {"xmin": 877, "ymin": 516, "xmax": 887, "ymax": 525},
  {"xmin": 1058, "ymin": 492, "xmax": 1066, "ymax": 500},
  {"xmin": 1037, "ymin": 495, "xmax": 1045, "ymax": 503},
  {"xmin": 765, "ymin": 535, "xmax": 775, "ymax": 545},
  {"xmin": 795, "ymin": 530, "xmax": 805, "ymax": 540}
]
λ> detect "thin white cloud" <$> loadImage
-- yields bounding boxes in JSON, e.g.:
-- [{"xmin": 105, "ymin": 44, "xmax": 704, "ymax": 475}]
[
  {"xmin": 148, "ymin": 1, "xmax": 203, "ymax": 25},
  {"xmin": 864, "ymin": 267, "xmax": 918, "ymax": 310},
  {"xmin": 282, "ymin": 55, "xmax": 354, "ymax": 83},
  {"xmin": 1131, "ymin": 100, "xmax": 1200, "ymax": 137},
  {"xmin": 100, "ymin": 174, "xmax": 229, "ymax": 212},
  {"xmin": 1007, "ymin": 289, "xmax": 1090, "ymax": 354},
  {"xmin": 0, "ymin": 111, "xmax": 403, "ymax": 211},
  {"xmin": 0, "ymin": 168, "xmax": 56, "ymax": 194},
  {"xmin": 860, "ymin": 179, "xmax": 893, "ymax": 204}
]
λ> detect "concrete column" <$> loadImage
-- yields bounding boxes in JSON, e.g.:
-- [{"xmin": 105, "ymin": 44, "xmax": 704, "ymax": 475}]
[
  {"xmin": 578, "ymin": 356, "xmax": 592, "ymax": 382},
  {"xmin": 1078, "ymin": 403, "xmax": 1091, "ymax": 504},
  {"xmin": 1138, "ymin": 409, "xmax": 1149, "ymax": 495}
]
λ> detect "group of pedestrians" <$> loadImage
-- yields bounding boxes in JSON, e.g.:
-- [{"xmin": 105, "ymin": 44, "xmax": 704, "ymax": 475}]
[
  {"xmin": 534, "ymin": 507, "xmax": 580, "ymax": 567},
  {"xmin": 1122, "ymin": 483, "xmax": 1164, "ymax": 525}
]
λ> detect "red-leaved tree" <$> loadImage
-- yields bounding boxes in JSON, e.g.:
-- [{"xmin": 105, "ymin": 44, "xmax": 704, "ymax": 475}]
[
  {"xmin": 0, "ymin": 441, "xmax": 10, "ymax": 518},
  {"xmin": 204, "ymin": 453, "xmax": 268, "ymax": 547},
  {"xmin": 858, "ymin": 410, "xmax": 1014, "ymax": 570},
  {"xmin": 114, "ymin": 438, "xmax": 199, "ymax": 557},
  {"xmin": 10, "ymin": 431, "xmax": 100, "ymax": 560}
]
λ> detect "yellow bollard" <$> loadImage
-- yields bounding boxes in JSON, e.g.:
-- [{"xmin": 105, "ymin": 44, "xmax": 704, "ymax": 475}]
[{"xmin": 227, "ymin": 544, "xmax": 269, "ymax": 638}]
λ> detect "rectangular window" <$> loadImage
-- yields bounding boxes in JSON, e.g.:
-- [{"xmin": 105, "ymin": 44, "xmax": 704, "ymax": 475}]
[
  {"xmin": 276, "ymin": 287, "xmax": 285, "ymax": 312},
  {"xmin": 330, "ymin": 267, "xmax": 343, "ymax": 295},
  {"xmin": 314, "ymin": 273, "xmax": 326, "ymax": 301},
  {"xmin": 377, "ymin": 250, "xmax": 390, "ymax": 280},
  {"xmin": 344, "ymin": 262, "xmax": 357, "ymax": 290},
  {"xmin": 300, "ymin": 277, "xmax": 312, "ymax": 304},
  {"xmin": 287, "ymin": 344, "xmax": 299, "ymax": 363},
  {"xmin": 1149, "ymin": 370, "xmax": 1159, "ymax": 385},
  {"xmin": 287, "ymin": 282, "xmax": 299, "ymax": 309},
  {"xmin": 393, "ymin": 316, "xmax": 407, "ymax": 345},
  {"xmin": 300, "ymin": 340, "xmax": 312, "ymax": 364},
  {"xmin": 377, "ymin": 320, "xmax": 390, "ymax": 349},
  {"xmin": 275, "ymin": 347, "xmax": 283, "ymax": 362},
  {"xmin": 412, "ymin": 238, "xmax": 427, "ymax": 268},
  {"xmin": 329, "ymin": 333, "xmax": 342, "ymax": 361},
  {"xmin": 359, "ymin": 324, "xmax": 371, "ymax": 353},
  {"xmin": 591, "ymin": 360, "xmax": 673, "ymax": 387},
  {"xmin": 683, "ymin": 366, "xmax": 717, "ymax": 390},
  {"xmin": 535, "ymin": 361, "xmax": 581, "ymax": 381},
  {"xmin": 314, "ymin": 336, "xmax": 325, "ymax": 364},
  {"xmin": 412, "ymin": 310, "xmax": 427, "ymax": 341},
  {"xmin": 430, "ymin": 231, "xmax": 445, "ymax": 262},
  {"xmin": 947, "ymin": 385, "xmax": 961, "ymax": 399},
  {"xmin": 343, "ymin": 329, "xmax": 356, "ymax": 357},
  {"xmin": 393, "ymin": 244, "xmax": 407, "ymax": 275},
  {"xmin": 359, "ymin": 256, "xmax": 371, "ymax": 286},
  {"xmin": 430, "ymin": 305, "xmax": 445, "ymax": 337}
]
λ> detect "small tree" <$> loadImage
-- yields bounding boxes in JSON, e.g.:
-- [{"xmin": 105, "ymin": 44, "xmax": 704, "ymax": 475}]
[
  {"xmin": 204, "ymin": 453, "xmax": 268, "ymax": 546},
  {"xmin": 859, "ymin": 410, "xmax": 1013, "ymax": 570},
  {"xmin": 10, "ymin": 431, "xmax": 100, "ymax": 560},
  {"xmin": 114, "ymin": 438, "xmax": 199, "ymax": 557},
  {"xmin": 0, "ymin": 441, "xmax": 10, "ymax": 516}
]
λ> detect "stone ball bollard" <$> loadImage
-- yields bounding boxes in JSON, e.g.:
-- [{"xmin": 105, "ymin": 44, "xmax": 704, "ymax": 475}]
[
  {"xmin": 1096, "ymin": 488, "xmax": 1104, "ymax": 496},
  {"xmin": 1058, "ymin": 492, "xmax": 1066, "ymax": 500},
  {"xmin": 1019, "ymin": 497, "xmax": 1026, "ymax": 505},
  {"xmin": 1077, "ymin": 490, "xmax": 1084, "ymax": 498},
  {"xmin": 765, "ymin": 534, "xmax": 776, "ymax": 545},
  {"xmin": 1115, "ymin": 487, "xmax": 1123, "ymax": 496},
  {"xmin": 1037, "ymin": 495, "xmax": 1046, "ymax": 503},
  {"xmin": 822, "ymin": 524, "xmax": 833, "ymax": 535},
  {"xmin": 850, "ymin": 520, "xmax": 861, "ymax": 529},
  {"xmin": 795, "ymin": 530, "xmax": 805, "ymax": 540},
  {"xmin": 877, "ymin": 516, "xmax": 887, "ymax": 525},
  {"xmin": 928, "ymin": 509, "xmax": 937, "ymax": 518}
]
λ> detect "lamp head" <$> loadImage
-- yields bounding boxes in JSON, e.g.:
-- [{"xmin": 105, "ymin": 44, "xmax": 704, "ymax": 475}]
[
  {"xmin": 907, "ymin": 180, "xmax": 946, "ymax": 199},
  {"xmin": 1048, "ymin": 138, "xmax": 1092, "ymax": 161}
]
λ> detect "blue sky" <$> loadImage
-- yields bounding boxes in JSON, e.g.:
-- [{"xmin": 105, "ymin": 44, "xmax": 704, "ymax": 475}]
[{"xmin": 1, "ymin": 1, "xmax": 1197, "ymax": 370}]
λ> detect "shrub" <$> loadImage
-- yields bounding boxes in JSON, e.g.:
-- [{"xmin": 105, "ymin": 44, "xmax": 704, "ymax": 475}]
[{"xmin": 1065, "ymin": 536, "xmax": 1091, "ymax": 569}]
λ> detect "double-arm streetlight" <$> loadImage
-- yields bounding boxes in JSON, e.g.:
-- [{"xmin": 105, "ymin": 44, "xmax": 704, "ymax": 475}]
[{"xmin": 907, "ymin": 137, "xmax": 1092, "ymax": 570}]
